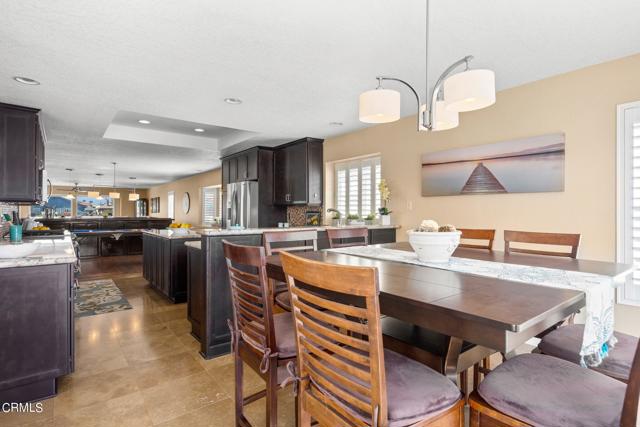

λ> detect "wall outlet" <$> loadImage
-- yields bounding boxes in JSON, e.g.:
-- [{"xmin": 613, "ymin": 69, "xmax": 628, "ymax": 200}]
[{"xmin": 406, "ymin": 200, "xmax": 413, "ymax": 211}]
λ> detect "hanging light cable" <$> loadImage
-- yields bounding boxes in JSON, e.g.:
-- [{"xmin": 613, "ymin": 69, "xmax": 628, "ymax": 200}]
[
  {"xmin": 64, "ymin": 168, "xmax": 76, "ymax": 199},
  {"xmin": 109, "ymin": 162, "xmax": 120, "ymax": 199}
]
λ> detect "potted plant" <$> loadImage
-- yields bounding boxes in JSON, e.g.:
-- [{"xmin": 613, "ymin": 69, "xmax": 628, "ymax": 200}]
[
  {"xmin": 364, "ymin": 213, "xmax": 376, "ymax": 225},
  {"xmin": 346, "ymin": 214, "xmax": 364, "ymax": 226},
  {"xmin": 378, "ymin": 179, "xmax": 392, "ymax": 226},
  {"xmin": 327, "ymin": 208, "xmax": 344, "ymax": 226}
]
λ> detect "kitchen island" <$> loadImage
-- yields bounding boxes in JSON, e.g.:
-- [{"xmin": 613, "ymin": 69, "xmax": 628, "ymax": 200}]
[
  {"xmin": 0, "ymin": 237, "xmax": 77, "ymax": 403},
  {"xmin": 142, "ymin": 229, "xmax": 201, "ymax": 303},
  {"xmin": 191, "ymin": 225, "xmax": 399, "ymax": 358}
]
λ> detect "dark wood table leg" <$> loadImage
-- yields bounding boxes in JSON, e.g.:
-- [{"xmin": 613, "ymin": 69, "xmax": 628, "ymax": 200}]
[{"xmin": 444, "ymin": 337, "xmax": 463, "ymax": 384}]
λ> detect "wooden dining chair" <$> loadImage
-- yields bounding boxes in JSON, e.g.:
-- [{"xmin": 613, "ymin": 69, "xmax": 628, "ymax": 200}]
[
  {"xmin": 222, "ymin": 240, "xmax": 298, "ymax": 427},
  {"xmin": 326, "ymin": 227, "xmax": 369, "ymax": 248},
  {"xmin": 263, "ymin": 230, "xmax": 319, "ymax": 311},
  {"xmin": 458, "ymin": 228, "xmax": 495, "ymax": 250},
  {"xmin": 503, "ymin": 230, "xmax": 581, "ymax": 258},
  {"xmin": 280, "ymin": 250, "xmax": 464, "ymax": 427},
  {"xmin": 469, "ymin": 339, "xmax": 640, "ymax": 427}
]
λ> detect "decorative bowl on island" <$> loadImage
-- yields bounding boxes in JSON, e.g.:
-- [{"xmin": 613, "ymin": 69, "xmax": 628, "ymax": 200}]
[{"xmin": 407, "ymin": 220, "xmax": 461, "ymax": 263}]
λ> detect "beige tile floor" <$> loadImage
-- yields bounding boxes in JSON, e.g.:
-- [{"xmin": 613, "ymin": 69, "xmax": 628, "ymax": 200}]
[{"xmin": 0, "ymin": 258, "xmax": 296, "ymax": 427}]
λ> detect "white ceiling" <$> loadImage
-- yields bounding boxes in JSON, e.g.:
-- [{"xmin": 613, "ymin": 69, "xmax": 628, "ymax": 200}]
[{"xmin": 1, "ymin": 0, "xmax": 639, "ymax": 187}]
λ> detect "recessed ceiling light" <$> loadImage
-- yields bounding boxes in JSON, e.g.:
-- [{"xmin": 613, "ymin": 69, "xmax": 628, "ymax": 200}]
[
  {"xmin": 13, "ymin": 76, "xmax": 40, "ymax": 85},
  {"xmin": 224, "ymin": 97, "xmax": 242, "ymax": 105},
  {"xmin": 138, "ymin": 119, "xmax": 151, "ymax": 124},
  {"xmin": 194, "ymin": 128, "xmax": 205, "ymax": 133},
  {"xmin": 329, "ymin": 122, "xmax": 344, "ymax": 126}
]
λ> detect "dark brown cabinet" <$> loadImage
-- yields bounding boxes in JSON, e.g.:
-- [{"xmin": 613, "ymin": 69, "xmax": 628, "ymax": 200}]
[
  {"xmin": 273, "ymin": 138, "xmax": 323, "ymax": 206},
  {"xmin": 0, "ymin": 103, "xmax": 45, "ymax": 203},
  {"xmin": 0, "ymin": 263, "xmax": 74, "ymax": 403},
  {"xmin": 143, "ymin": 233, "xmax": 200, "ymax": 303},
  {"xmin": 222, "ymin": 148, "xmax": 260, "ymax": 184}
]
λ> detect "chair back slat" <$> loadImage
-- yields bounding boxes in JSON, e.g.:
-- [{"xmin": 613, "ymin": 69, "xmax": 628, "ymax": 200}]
[
  {"xmin": 263, "ymin": 230, "xmax": 319, "ymax": 255},
  {"xmin": 504, "ymin": 230, "xmax": 581, "ymax": 258},
  {"xmin": 327, "ymin": 227, "xmax": 369, "ymax": 249},
  {"xmin": 458, "ymin": 228, "xmax": 495, "ymax": 250},
  {"xmin": 223, "ymin": 240, "xmax": 275, "ymax": 354},
  {"xmin": 281, "ymin": 250, "xmax": 387, "ymax": 427},
  {"xmin": 621, "ymin": 340, "xmax": 640, "ymax": 427}
]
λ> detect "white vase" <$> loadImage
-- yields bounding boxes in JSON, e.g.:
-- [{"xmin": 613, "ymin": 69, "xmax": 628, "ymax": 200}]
[{"xmin": 380, "ymin": 214, "xmax": 391, "ymax": 226}]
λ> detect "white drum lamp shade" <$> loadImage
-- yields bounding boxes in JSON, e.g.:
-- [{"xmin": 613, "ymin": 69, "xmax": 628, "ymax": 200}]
[
  {"xmin": 109, "ymin": 191, "xmax": 120, "ymax": 199},
  {"xmin": 359, "ymin": 89, "xmax": 401, "ymax": 123},
  {"xmin": 129, "ymin": 193, "xmax": 140, "ymax": 201},
  {"xmin": 444, "ymin": 69, "xmax": 495, "ymax": 113},
  {"xmin": 88, "ymin": 191, "xmax": 100, "ymax": 198},
  {"xmin": 432, "ymin": 101, "xmax": 459, "ymax": 131}
]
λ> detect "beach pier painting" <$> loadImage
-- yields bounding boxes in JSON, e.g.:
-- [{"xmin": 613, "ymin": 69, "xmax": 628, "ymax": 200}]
[{"xmin": 421, "ymin": 133, "xmax": 565, "ymax": 197}]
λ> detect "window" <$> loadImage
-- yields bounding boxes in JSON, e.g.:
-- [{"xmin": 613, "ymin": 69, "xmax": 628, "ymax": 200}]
[
  {"xmin": 31, "ymin": 196, "xmax": 72, "ymax": 218},
  {"xmin": 617, "ymin": 101, "xmax": 640, "ymax": 305},
  {"xmin": 167, "ymin": 191, "xmax": 175, "ymax": 219},
  {"xmin": 76, "ymin": 196, "xmax": 113, "ymax": 217},
  {"xmin": 334, "ymin": 156, "xmax": 382, "ymax": 218},
  {"xmin": 202, "ymin": 185, "xmax": 222, "ymax": 225}
]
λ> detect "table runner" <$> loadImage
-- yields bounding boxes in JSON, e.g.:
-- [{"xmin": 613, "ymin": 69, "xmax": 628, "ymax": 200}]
[{"xmin": 327, "ymin": 245, "xmax": 621, "ymax": 367}]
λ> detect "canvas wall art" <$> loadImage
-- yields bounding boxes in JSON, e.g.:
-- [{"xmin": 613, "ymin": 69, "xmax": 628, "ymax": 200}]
[{"xmin": 421, "ymin": 133, "xmax": 565, "ymax": 197}]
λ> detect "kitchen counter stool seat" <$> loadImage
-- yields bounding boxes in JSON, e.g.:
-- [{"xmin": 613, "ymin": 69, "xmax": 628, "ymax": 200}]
[{"xmin": 539, "ymin": 324, "xmax": 638, "ymax": 382}]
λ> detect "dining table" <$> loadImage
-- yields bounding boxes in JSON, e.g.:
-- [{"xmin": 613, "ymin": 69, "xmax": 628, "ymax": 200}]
[{"xmin": 265, "ymin": 242, "xmax": 633, "ymax": 382}]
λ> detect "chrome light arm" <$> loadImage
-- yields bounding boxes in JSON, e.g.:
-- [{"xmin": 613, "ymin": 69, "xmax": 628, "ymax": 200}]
[{"xmin": 375, "ymin": 77, "xmax": 423, "ymax": 131}]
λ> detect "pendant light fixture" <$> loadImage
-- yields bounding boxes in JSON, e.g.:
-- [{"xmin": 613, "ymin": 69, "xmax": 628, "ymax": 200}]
[
  {"xmin": 128, "ymin": 177, "xmax": 140, "ymax": 201},
  {"xmin": 358, "ymin": 0, "xmax": 495, "ymax": 131},
  {"xmin": 64, "ymin": 168, "xmax": 76, "ymax": 199},
  {"xmin": 88, "ymin": 173, "xmax": 102, "ymax": 199},
  {"xmin": 109, "ymin": 162, "xmax": 120, "ymax": 199}
]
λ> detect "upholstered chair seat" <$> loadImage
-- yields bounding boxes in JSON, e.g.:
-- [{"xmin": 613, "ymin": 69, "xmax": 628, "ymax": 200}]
[
  {"xmin": 539, "ymin": 324, "xmax": 638, "ymax": 382},
  {"xmin": 274, "ymin": 290, "xmax": 292, "ymax": 311},
  {"xmin": 383, "ymin": 349, "xmax": 462, "ymax": 427},
  {"xmin": 478, "ymin": 353, "xmax": 625, "ymax": 427}
]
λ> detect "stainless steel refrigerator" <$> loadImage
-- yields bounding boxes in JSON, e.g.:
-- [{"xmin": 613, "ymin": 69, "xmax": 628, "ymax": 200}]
[{"xmin": 226, "ymin": 181, "xmax": 259, "ymax": 229}]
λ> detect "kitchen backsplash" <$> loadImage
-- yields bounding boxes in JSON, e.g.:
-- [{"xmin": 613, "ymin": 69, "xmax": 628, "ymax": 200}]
[{"xmin": 287, "ymin": 205, "xmax": 323, "ymax": 227}]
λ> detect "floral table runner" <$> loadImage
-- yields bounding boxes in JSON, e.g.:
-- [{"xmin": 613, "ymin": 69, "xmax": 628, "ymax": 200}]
[{"xmin": 327, "ymin": 245, "xmax": 624, "ymax": 367}]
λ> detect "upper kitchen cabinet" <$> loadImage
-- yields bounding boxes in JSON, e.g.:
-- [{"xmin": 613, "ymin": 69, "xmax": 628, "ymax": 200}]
[
  {"xmin": 0, "ymin": 103, "xmax": 45, "ymax": 203},
  {"xmin": 222, "ymin": 147, "xmax": 259, "ymax": 184},
  {"xmin": 273, "ymin": 137, "xmax": 323, "ymax": 205}
]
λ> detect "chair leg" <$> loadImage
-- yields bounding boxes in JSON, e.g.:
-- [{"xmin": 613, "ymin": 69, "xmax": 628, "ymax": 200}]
[
  {"xmin": 235, "ymin": 354, "xmax": 245, "ymax": 426},
  {"xmin": 459, "ymin": 369, "xmax": 469, "ymax": 402},
  {"xmin": 473, "ymin": 363, "xmax": 480, "ymax": 390},
  {"xmin": 265, "ymin": 365, "xmax": 278, "ymax": 427}
]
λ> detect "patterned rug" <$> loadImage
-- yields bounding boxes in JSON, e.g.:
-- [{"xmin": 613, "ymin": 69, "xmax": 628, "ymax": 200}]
[{"xmin": 75, "ymin": 279, "xmax": 133, "ymax": 318}]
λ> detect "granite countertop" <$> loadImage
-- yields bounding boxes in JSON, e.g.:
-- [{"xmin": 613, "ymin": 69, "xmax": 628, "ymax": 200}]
[
  {"xmin": 184, "ymin": 241, "xmax": 201, "ymax": 250},
  {"xmin": 0, "ymin": 237, "xmax": 77, "ymax": 269},
  {"xmin": 142, "ymin": 229, "xmax": 202, "ymax": 239},
  {"xmin": 199, "ymin": 224, "xmax": 401, "ymax": 237}
]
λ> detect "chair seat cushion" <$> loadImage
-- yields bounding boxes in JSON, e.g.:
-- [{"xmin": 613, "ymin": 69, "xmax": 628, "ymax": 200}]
[
  {"xmin": 478, "ymin": 353, "xmax": 625, "ymax": 427},
  {"xmin": 272, "ymin": 312, "xmax": 296, "ymax": 359},
  {"xmin": 539, "ymin": 324, "xmax": 637, "ymax": 381},
  {"xmin": 274, "ymin": 291, "xmax": 292, "ymax": 311},
  {"xmin": 384, "ymin": 349, "xmax": 461, "ymax": 427}
]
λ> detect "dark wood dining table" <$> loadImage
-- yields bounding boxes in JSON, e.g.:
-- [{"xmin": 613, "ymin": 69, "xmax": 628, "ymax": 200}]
[{"xmin": 265, "ymin": 242, "xmax": 633, "ymax": 381}]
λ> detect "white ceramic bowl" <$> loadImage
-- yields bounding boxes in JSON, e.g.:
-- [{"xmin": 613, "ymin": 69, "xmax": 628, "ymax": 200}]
[
  {"xmin": 407, "ymin": 230, "xmax": 461, "ymax": 263},
  {"xmin": 0, "ymin": 242, "xmax": 40, "ymax": 259}
]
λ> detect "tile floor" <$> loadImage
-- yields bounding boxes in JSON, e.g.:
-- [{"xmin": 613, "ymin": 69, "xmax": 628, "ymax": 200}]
[{"xmin": 0, "ymin": 256, "xmax": 296, "ymax": 427}]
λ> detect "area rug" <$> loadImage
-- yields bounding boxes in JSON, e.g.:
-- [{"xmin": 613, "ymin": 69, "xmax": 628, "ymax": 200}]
[{"xmin": 75, "ymin": 279, "xmax": 133, "ymax": 318}]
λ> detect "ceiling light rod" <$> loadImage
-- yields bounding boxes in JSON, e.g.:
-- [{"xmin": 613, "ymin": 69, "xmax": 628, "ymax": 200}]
[{"xmin": 375, "ymin": 55, "xmax": 472, "ymax": 131}]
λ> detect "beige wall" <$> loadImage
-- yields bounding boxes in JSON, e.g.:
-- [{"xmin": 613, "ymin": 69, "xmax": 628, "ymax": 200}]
[
  {"xmin": 324, "ymin": 54, "xmax": 640, "ymax": 335},
  {"xmin": 148, "ymin": 169, "xmax": 222, "ymax": 225}
]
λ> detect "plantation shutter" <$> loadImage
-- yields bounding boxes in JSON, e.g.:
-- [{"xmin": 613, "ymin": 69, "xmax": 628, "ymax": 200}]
[
  {"xmin": 202, "ymin": 186, "xmax": 221, "ymax": 225},
  {"xmin": 334, "ymin": 156, "xmax": 382, "ymax": 218}
]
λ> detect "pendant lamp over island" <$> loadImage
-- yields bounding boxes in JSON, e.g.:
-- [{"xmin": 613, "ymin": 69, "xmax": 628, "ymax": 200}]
[
  {"xmin": 109, "ymin": 162, "xmax": 120, "ymax": 199},
  {"xmin": 359, "ymin": 0, "xmax": 495, "ymax": 132}
]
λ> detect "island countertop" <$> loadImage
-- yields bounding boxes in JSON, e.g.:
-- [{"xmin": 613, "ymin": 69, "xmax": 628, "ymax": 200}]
[
  {"xmin": 142, "ymin": 229, "xmax": 202, "ymax": 239},
  {"xmin": 0, "ymin": 237, "xmax": 77, "ymax": 269},
  {"xmin": 185, "ymin": 241, "xmax": 202, "ymax": 250},
  {"xmin": 198, "ymin": 224, "xmax": 400, "ymax": 237}
]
